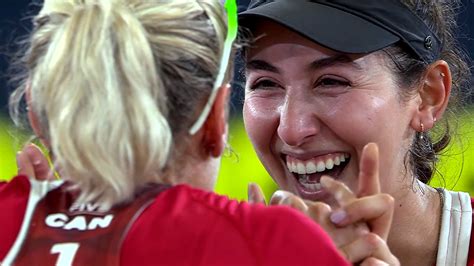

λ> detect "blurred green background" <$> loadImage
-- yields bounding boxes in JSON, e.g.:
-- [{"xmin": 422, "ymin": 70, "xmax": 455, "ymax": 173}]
[{"xmin": 2, "ymin": 114, "xmax": 474, "ymax": 201}]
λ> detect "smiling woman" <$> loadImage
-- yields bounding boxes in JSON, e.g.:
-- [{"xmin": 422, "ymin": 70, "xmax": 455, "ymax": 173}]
[
  {"xmin": 240, "ymin": 0, "xmax": 473, "ymax": 265},
  {"xmin": 244, "ymin": 20, "xmax": 417, "ymax": 203}
]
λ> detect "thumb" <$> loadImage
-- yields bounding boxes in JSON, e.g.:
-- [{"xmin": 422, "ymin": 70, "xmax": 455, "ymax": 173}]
[
  {"xmin": 270, "ymin": 190, "xmax": 308, "ymax": 213},
  {"xmin": 248, "ymin": 182, "xmax": 266, "ymax": 204},
  {"xmin": 18, "ymin": 144, "xmax": 53, "ymax": 181},
  {"xmin": 17, "ymin": 150, "xmax": 35, "ymax": 178}
]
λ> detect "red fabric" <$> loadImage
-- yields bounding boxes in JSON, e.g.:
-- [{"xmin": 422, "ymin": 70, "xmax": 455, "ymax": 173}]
[
  {"xmin": 12, "ymin": 183, "xmax": 170, "ymax": 266},
  {"xmin": 467, "ymin": 198, "xmax": 474, "ymax": 266},
  {"xmin": 0, "ymin": 176, "xmax": 349, "ymax": 266},
  {"xmin": 0, "ymin": 176, "xmax": 30, "ymax": 259}
]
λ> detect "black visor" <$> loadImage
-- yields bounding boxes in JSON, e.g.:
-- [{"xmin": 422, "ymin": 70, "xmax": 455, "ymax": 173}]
[{"xmin": 239, "ymin": 0, "xmax": 441, "ymax": 63}]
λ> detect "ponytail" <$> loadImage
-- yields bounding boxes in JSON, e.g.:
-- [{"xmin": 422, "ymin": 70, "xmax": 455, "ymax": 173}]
[
  {"xmin": 28, "ymin": 1, "xmax": 171, "ymax": 207},
  {"xmin": 10, "ymin": 0, "xmax": 229, "ymax": 208}
]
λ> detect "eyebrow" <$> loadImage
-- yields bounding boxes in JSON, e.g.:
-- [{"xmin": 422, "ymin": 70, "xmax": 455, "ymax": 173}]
[
  {"xmin": 308, "ymin": 54, "xmax": 363, "ymax": 71},
  {"xmin": 245, "ymin": 54, "xmax": 362, "ymax": 74},
  {"xmin": 246, "ymin": 59, "xmax": 280, "ymax": 74}
]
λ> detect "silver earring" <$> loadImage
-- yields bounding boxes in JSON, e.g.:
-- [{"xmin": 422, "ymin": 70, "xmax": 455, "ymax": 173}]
[
  {"xmin": 420, "ymin": 123, "xmax": 425, "ymax": 140},
  {"xmin": 440, "ymin": 73, "xmax": 446, "ymax": 77}
]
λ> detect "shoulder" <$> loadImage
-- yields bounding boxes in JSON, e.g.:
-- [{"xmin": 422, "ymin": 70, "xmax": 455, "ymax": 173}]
[
  {"xmin": 439, "ymin": 190, "xmax": 473, "ymax": 265},
  {"xmin": 123, "ymin": 185, "xmax": 348, "ymax": 266},
  {"xmin": 0, "ymin": 175, "xmax": 31, "ymax": 195},
  {"xmin": 467, "ymin": 197, "xmax": 474, "ymax": 265},
  {"xmin": 0, "ymin": 175, "xmax": 32, "ymax": 215},
  {"xmin": 0, "ymin": 175, "xmax": 31, "ymax": 260}
]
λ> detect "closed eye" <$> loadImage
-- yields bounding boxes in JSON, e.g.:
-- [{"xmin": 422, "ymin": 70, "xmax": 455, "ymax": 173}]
[
  {"xmin": 316, "ymin": 77, "xmax": 351, "ymax": 88},
  {"xmin": 249, "ymin": 79, "xmax": 281, "ymax": 91}
]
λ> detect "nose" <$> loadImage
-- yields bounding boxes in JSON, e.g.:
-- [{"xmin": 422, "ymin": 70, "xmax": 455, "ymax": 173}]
[{"xmin": 277, "ymin": 96, "xmax": 320, "ymax": 147}]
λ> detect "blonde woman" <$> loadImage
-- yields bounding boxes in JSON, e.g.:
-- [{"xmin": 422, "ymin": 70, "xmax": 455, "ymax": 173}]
[{"xmin": 0, "ymin": 0, "xmax": 360, "ymax": 265}]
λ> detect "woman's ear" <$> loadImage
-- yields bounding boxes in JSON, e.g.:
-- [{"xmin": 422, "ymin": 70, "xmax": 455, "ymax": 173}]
[
  {"xmin": 202, "ymin": 84, "xmax": 230, "ymax": 158},
  {"xmin": 410, "ymin": 60, "xmax": 451, "ymax": 132}
]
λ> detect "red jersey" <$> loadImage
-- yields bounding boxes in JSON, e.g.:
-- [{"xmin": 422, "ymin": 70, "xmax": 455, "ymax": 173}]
[{"xmin": 0, "ymin": 175, "xmax": 349, "ymax": 266}]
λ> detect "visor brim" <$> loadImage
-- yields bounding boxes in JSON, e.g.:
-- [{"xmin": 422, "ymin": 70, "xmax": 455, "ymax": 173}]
[{"xmin": 239, "ymin": 1, "xmax": 400, "ymax": 54}]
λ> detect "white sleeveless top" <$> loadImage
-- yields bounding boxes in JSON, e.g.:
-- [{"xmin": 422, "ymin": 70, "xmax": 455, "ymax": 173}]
[{"xmin": 436, "ymin": 189, "xmax": 472, "ymax": 266}]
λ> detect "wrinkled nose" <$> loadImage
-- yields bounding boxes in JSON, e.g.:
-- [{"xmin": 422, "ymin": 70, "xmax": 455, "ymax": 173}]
[{"xmin": 277, "ymin": 97, "xmax": 320, "ymax": 147}]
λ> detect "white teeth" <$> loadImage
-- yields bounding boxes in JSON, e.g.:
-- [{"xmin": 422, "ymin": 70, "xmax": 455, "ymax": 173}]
[
  {"xmin": 300, "ymin": 182, "xmax": 322, "ymax": 191},
  {"xmin": 316, "ymin": 161, "xmax": 325, "ymax": 172},
  {"xmin": 306, "ymin": 162, "xmax": 317, "ymax": 174},
  {"xmin": 299, "ymin": 174, "xmax": 309, "ymax": 183},
  {"xmin": 290, "ymin": 162, "xmax": 297, "ymax": 173},
  {"xmin": 299, "ymin": 175, "xmax": 321, "ymax": 190},
  {"xmin": 297, "ymin": 163, "xmax": 306, "ymax": 174},
  {"xmin": 287, "ymin": 154, "xmax": 350, "ymax": 174},
  {"xmin": 325, "ymin": 158, "xmax": 334, "ymax": 170}
]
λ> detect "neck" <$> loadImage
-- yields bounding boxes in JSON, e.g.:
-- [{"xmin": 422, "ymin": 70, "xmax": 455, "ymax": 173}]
[
  {"xmin": 388, "ymin": 181, "xmax": 442, "ymax": 266},
  {"xmin": 164, "ymin": 142, "xmax": 219, "ymax": 191}
]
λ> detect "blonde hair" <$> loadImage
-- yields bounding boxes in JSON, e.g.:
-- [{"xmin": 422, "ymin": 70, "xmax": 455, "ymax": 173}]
[{"xmin": 9, "ymin": 0, "xmax": 228, "ymax": 208}]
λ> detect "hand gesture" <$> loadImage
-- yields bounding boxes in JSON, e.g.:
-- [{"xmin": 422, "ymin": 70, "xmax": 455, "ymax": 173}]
[
  {"xmin": 16, "ymin": 143, "xmax": 54, "ymax": 181},
  {"xmin": 248, "ymin": 143, "xmax": 399, "ymax": 265}
]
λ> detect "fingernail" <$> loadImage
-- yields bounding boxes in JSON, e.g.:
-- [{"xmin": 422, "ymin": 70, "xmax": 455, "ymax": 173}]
[
  {"xmin": 248, "ymin": 183, "xmax": 255, "ymax": 203},
  {"xmin": 270, "ymin": 190, "xmax": 285, "ymax": 204},
  {"xmin": 272, "ymin": 190, "xmax": 286, "ymax": 199},
  {"xmin": 330, "ymin": 210, "xmax": 347, "ymax": 224},
  {"xmin": 16, "ymin": 152, "xmax": 23, "ymax": 172}
]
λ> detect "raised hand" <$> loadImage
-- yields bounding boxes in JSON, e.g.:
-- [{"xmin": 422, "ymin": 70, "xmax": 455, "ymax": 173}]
[
  {"xmin": 322, "ymin": 143, "xmax": 394, "ymax": 238},
  {"xmin": 248, "ymin": 183, "xmax": 369, "ymax": 262},
  {"xmin": 16, "ymin": 144, "xmax": 54, "ymax": 181},
  {"xmin": 321, "ymin": 143, "xmax": 398, "ymax": 265},
  {"xmin": 255, "ymin": 143, "xmax": 399, "ymax": 265}
]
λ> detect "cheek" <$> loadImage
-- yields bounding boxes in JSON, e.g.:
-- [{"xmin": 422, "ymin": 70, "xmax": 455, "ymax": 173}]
[
  {"xmin": 324, "ymin": 93, "xmax": 403, "ymax": 149},
  {"xmin": 243, "ymin": 96, "xmax": 280, "ymax": 155}
]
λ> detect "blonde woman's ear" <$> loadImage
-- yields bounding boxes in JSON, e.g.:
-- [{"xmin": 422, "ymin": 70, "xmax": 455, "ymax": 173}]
[
  {"xmin": 410, "ymin": 60, "xmax": 451, "ymax": 131},
  {"xmin": 202, "ymin": 84, "xmax": 231, "ymax": 158}
]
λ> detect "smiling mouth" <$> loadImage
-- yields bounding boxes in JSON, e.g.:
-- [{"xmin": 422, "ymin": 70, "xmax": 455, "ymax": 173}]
[{"xmin": 285, "ymin": 153, "xmax": 350, "ymax": 193}]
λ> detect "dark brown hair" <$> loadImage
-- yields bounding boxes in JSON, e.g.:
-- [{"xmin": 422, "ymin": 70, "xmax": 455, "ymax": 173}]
[{"xmin": 383, "ymin": 0, "xmax": 472, "ymax": 184}]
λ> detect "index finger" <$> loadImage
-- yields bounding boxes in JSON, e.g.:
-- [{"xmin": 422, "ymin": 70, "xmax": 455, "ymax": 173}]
[{"xmin": 357, "ymin": 143, "xmax": 380, "ymax": 197}]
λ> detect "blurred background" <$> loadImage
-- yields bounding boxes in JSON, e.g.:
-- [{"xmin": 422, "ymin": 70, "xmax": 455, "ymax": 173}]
[{"xmin": 1, "ymin": 0, "xmax": 474, "ymax": 201}]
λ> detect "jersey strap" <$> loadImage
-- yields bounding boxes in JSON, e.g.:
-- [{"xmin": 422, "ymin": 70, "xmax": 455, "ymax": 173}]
[{"xmin": 466, "ymin": 198, "xmax": 474, "ymax": 266}]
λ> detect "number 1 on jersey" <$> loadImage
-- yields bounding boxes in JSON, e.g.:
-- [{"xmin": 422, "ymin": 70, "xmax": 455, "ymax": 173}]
[{"xmin": 50, "ymin": 243, "xmax": 80, "ymax": 266}]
